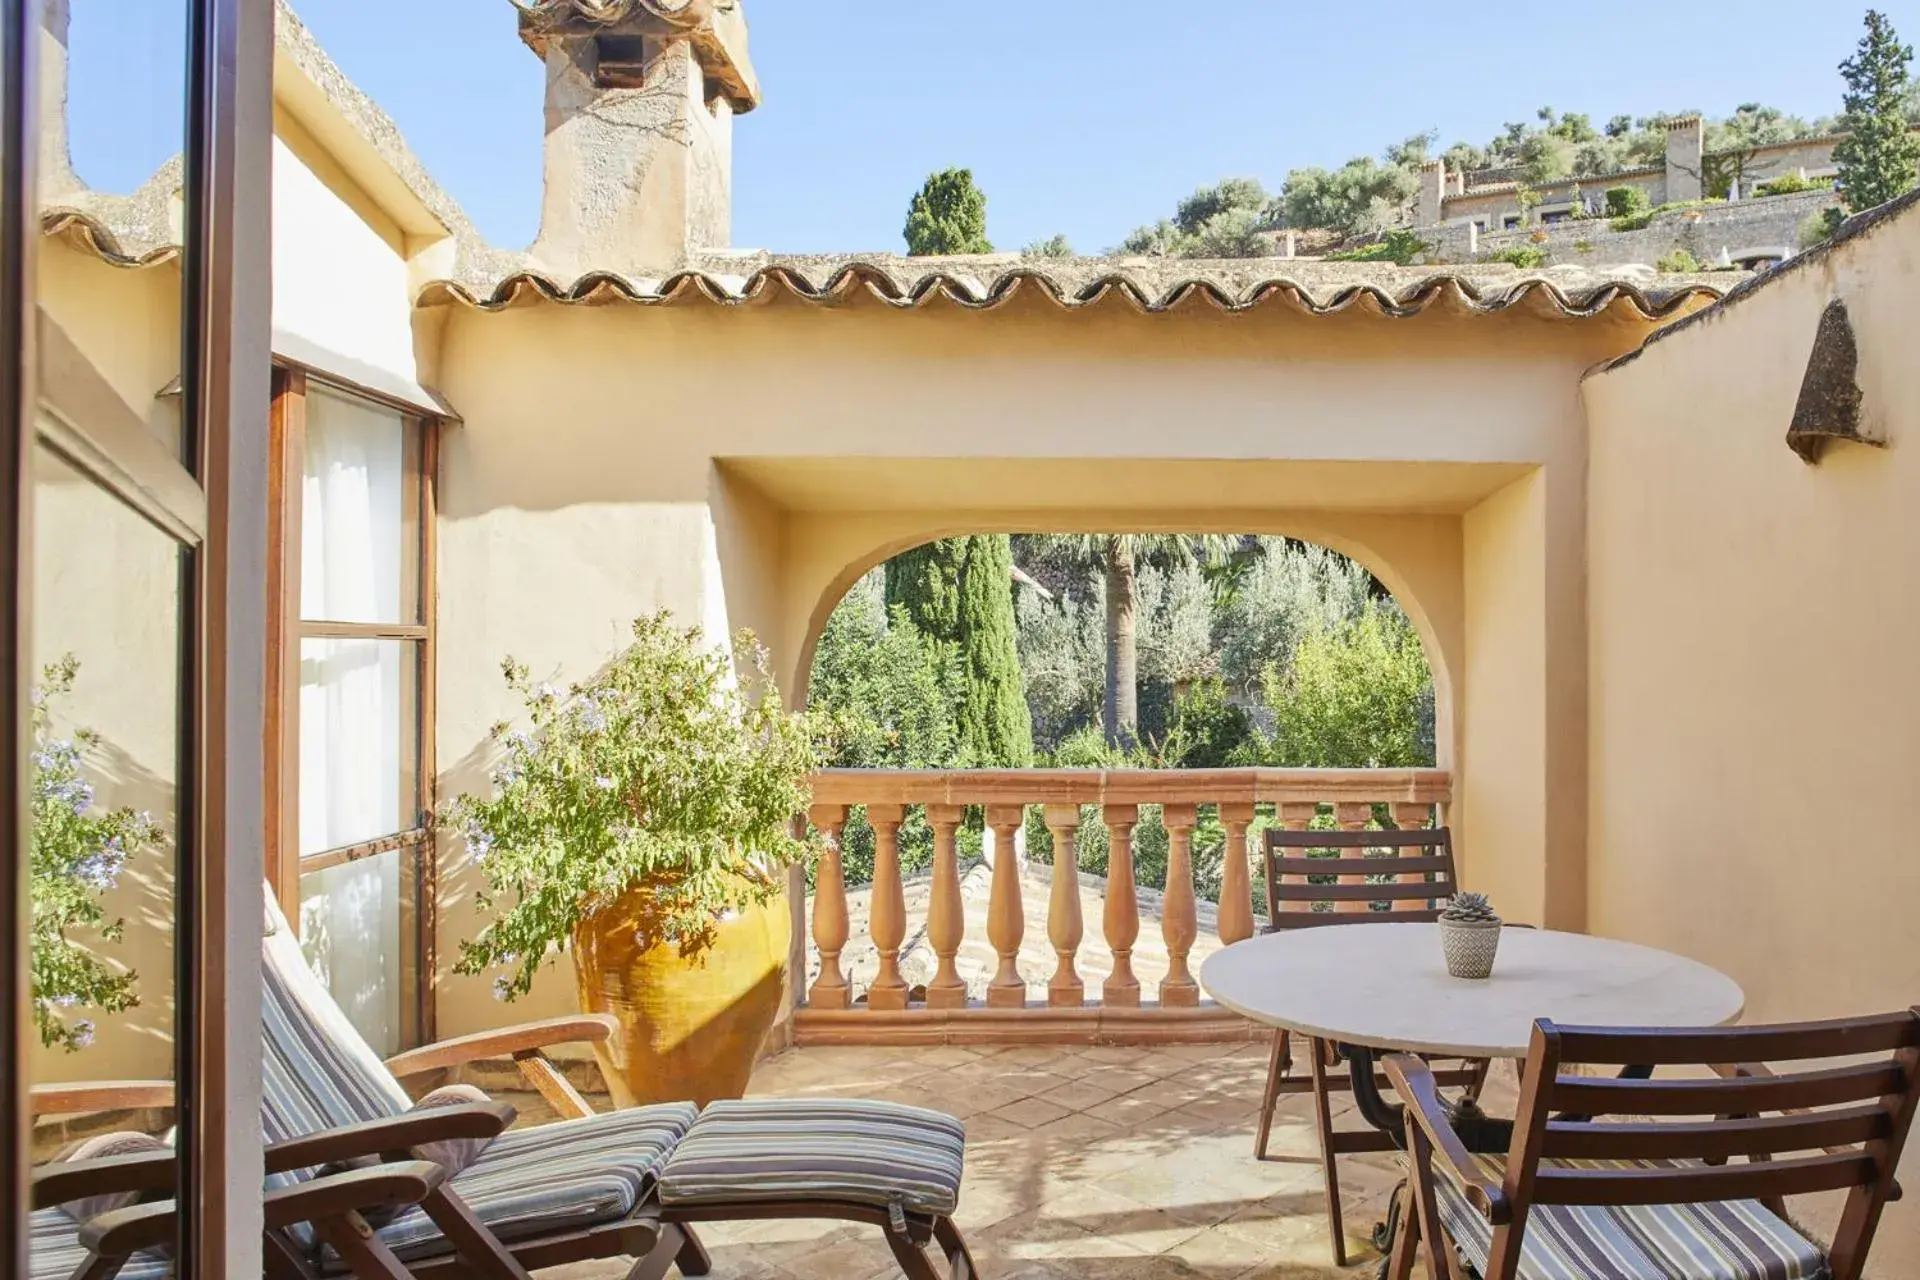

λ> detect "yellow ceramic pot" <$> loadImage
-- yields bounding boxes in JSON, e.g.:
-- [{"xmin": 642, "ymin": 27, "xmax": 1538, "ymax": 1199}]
[{"xmin": 571, "ymin": 882, "xmax": 790, "ymax": 1108}]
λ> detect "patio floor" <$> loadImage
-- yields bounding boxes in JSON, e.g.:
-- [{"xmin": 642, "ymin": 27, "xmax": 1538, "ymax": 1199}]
[{"xmin": 535, "ymin": 1040, "xmax": 1920, "ymax": 1280}]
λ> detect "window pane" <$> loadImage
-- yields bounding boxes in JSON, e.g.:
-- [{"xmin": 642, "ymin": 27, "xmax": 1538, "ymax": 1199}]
[
  {"xmin": 299, "ymin": 850, "xmax": 416, "ymax": 1057},
  {"xmin": 298, "ymin": 637, "xmax": 420, "ymax": 855},
  {"xmin": 28, "ymin": 443, "xmax": 183, "ymax": 1092},
  {"xmin": 301, "ymin": 387, "xmax": 414, "ymax": 624}
]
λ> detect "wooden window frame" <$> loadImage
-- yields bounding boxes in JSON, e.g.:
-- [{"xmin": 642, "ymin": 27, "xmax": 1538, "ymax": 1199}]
[{"xmin": 267, "ymin": 365, "xmax": 440, "ymax": 1045}]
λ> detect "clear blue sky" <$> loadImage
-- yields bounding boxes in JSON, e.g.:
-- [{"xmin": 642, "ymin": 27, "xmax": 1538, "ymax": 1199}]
[{"xmin": 64, "ymin": 1, "xmax": 1920, "ymax": 256}]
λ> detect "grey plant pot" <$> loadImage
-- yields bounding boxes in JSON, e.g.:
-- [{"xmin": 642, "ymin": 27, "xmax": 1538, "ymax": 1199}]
[{"xmin": 1440, "ymin": 918, "xmax": 1503, "ymax": 979}]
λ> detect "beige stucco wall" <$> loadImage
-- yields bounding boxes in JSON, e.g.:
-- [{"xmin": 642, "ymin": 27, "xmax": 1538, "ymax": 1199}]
[
  {"xmin": 430, "ymin": 293, "xmax": 1653, "ymax": 1034},
  {"xmin": 1584, "ymin": 207, "xmax": 1920, "ymax": 1024},
  {"xmin": 272, "ymin": 105, "xmax": 424, "ymax": 386},
  {"xmin": 30, "ymin": 242, "xmax": 186, "ymax": 1085}
]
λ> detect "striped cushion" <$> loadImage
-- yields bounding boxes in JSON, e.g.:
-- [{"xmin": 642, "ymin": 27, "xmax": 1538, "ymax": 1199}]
[
  {"xmin": 659, "ymin": 1099, "xmax": 966, "ymax": 1218},
  {"xmin": 29, "ymin": 1208, "xmax": 170, "ymax": 1280},
  {"xmin": 260, "ymin": 906, "xmax": 418, "ymax": 1252},
  {"xmin": 354, "ymin": 1102, "xmax": 698, "ymax": 1266},
  {"xmin": 260, "ymin": 921, "xmax": 412, "ymax": 1145},
  {"xmin": 1427, "ymin": 1153, "xmax": 1830, "ymax": 1280}
]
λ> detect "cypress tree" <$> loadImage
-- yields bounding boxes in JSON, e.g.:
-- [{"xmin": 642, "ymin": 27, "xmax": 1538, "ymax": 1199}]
[
  {"xmin": 883, "ymin": 541, "xmax": 965, "ymax": 642},
  {"xmin": 953, "ymin": 535, "xmax": 1033, "ymax": 767},
  {"xmin": 904, "ymin": 168, "xmax": 994, "ymax": 255},
  {"xmin": 1833, "ymin": 11, "xmax": 1920, "ymax": 213}
]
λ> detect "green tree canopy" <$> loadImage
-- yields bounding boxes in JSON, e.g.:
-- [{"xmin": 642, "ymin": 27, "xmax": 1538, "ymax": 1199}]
[
  {"xmin": 904, "ymin": 168, "xmax": 993, "ymax": 255},
  {"xmin": 1275, "ymin": 156, "xmax": 1418, "ymax": 235},
  {"xmin": 952, "ymin": 535, "xmax": 1033, "ymax": 767},
  {"xmin": 882, "ymin": 537, "xmax": 1030, "ymax": 766},
  {"xmin": 1116, "ymin": 180, "xmax": 1275, "ymax": 258},
  {"xmin": 1833, "ymin": 11, "xmax": 1920, "ymax": 213},
  {"xmin": 1258, "ymin": 603, "xmax": 1435, "ymax": 768},
  {"xmin": 884, "ymin": 541, "xmax": 964, "ymax": 641},
  {"xmin": 1022, "ymin": 234, "xmax": 1074, "ymax": 258}
]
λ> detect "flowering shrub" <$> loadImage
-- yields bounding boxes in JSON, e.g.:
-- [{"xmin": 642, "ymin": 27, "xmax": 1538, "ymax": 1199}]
[
  {"xmin": 31, "ymin": 657, "xmax": 162, "ymax": 1051},
  {"xmin": 445, "ymin": 614, "xmax": 822, "ymax": 1001}
]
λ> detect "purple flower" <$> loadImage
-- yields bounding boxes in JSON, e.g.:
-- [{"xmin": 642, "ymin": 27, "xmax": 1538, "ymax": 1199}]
[
  {"xmin": 593, "ymin": 776, "xmax": 616, "ymax": 792},
  {"xmin": 74, "ymin": 850, "xmax": 121, "ymax": 890},
  {"xmin": 66, "ymin": 780, "xmax": 93, "ymax": 816},
  {"xmin": 491, "ymin": 976, "xmax": 512, "ymax": 1002},
  {"xmin": 71, "ymin": 1020, "xmax": 95, "ymax": 1048},
  {"xmin": 463, "ymin": 823, "xmax": 493, "ymax": 863}
]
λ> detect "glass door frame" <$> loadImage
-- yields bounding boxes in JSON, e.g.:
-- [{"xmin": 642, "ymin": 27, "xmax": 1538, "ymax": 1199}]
[
  {"xmin": 268, "ymin": 365, "xmax": 441, "ymax": 1049},
  {"xmin": 1, "ymin": 0, "xmax": 274, "ymax": 1272}
]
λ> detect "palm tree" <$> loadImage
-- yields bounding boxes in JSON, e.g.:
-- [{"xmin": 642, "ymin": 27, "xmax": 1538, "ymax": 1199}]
[{"xmin": 1035, "ymin": 535, "xmax": 1240, "ymax": 747}]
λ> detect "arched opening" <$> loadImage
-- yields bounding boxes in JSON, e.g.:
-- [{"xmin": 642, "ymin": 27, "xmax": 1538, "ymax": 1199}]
[{"xmin": 799, "ymin": 530, "xmax": 1450, "ymax": 1010}]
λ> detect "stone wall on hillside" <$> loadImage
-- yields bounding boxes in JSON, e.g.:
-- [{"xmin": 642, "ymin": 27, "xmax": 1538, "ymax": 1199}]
[{"xmin": 1423, "ymin": 188, "xmax": 1838, "ymax": 268}]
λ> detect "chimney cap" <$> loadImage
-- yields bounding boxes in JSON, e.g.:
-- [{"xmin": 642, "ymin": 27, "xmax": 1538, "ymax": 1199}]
[{"xmin": 515, "ymin": 0, "xmax": 759, "ymax": 111}]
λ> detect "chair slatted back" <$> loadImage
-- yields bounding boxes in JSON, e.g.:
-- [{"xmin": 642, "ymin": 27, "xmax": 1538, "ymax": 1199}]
[
  {"xmin": 1493, "ymin": 1012, "xmax": 1920, "ymax": 1280},
  {"xmin": 1262, "ymin": 825, "xmax": 1459, "ymax": 930}
]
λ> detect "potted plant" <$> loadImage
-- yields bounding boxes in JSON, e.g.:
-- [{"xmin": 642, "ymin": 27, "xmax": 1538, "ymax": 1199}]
[
  {"xmin": 31, "ymin": 656, "xmax": 161, "ymax": 1052},
  {"xmin": 445, "ymin": 613, "xmax": 821, "ymax": 1107},
  {"xmin": 1438, "ymin": 891, "xmax": 1502, "ymax": 979}
]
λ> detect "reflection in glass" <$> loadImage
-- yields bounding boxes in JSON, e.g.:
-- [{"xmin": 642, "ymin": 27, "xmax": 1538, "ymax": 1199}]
[
  {"xmin": 48, "ymin": 0, "xmax": 188, "ymax": 201},
  {"xmin": 300, "ymin": 852, "xmax": 409, "ymax": 1056},
  {"xmin": 298, "ymin": 638, "xmax": 419, "ymax": 855},
  {"xmin": 302, "ymin": 388, "xmax": 415, "ymax": 625},
  {"xmin": 28, "ymin": 444, "xmax": 182, "ymax": 1091}
]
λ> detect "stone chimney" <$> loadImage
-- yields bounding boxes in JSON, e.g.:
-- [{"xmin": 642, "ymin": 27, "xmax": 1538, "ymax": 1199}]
[
  {"xmin": 517, "ymin": 0, "xmax": 760, "ymax": 280},
  {"xmin": 39, "ymin": 0, "xmax": 80, "ymax": 199},
  {"xmin": 1418, "ymin": 159, "xmax": 1446, "ymax": 226},
  {"xmin": 1664, "ymin": 115, "xmax": 1704, "ymax": 204}
]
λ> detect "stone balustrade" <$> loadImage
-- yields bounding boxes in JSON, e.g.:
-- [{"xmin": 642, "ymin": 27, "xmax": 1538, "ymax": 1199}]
[{"xmin": 798, "ymin": 768, "xmax": 1451, "ymax": 1044}]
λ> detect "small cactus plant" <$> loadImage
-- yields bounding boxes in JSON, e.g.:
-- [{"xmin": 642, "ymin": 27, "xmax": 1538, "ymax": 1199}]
[
  {"xmin": 1440, "ymin": 892, "xmax": 1499, "ymax": 925},
  {"xmin": 1439, "ymin": 892, "xmax": 1502, "ymax": 978}
]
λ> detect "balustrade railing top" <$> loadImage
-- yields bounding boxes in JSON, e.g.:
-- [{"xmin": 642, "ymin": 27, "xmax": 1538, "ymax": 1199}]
[
  {"xmin": 811, "ymin": 767, "xmax": 1451, "ymax": 808},
  {"xmin": 800, "ymin": 768, "xmax": 1453, "ymax": 1045}
]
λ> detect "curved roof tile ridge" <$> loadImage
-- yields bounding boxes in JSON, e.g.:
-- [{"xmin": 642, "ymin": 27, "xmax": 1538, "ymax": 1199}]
[
  {"xmin": 414, "ymin": 253, "xmax": 1732, "ymax": 320},
  {"xmin": 512, "ymin": 0, "xmax": 719, "ymax": 27}
]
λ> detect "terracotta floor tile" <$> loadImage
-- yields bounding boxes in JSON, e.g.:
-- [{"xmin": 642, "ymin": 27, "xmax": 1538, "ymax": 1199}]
[
  {"xmin": 1036, "ymin": 1076, "xmax": 1122, "ymax": 1112},
  {"xmin": 988, "ymin": 1094, "xmax": 1074, "ymax": 1128}
]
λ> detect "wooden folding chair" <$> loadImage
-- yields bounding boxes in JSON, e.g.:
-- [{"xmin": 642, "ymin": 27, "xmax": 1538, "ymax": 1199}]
[
  {"xmin": 1254, "ymin": 822, "xmax": 1488, "ymax": 1266},
  {"xmin": 1386, "ymin": 1010, "xmax": 1920, "ymax": 1280}
]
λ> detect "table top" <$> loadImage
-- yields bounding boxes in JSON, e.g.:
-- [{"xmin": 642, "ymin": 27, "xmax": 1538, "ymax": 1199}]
[{"xmin": 1200, "ymin": 923, "xmax": 1745, "ymax": 1059}]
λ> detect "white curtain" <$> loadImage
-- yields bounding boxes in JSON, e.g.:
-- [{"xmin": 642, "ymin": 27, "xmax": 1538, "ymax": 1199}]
[{"xmin": 297, "ymin": 389, "xmax": 407, "ymax": 1054}]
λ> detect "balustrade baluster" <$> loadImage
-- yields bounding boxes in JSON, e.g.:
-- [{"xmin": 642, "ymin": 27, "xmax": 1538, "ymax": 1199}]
[
  {"xmin": 866, "ymin": 804, "xmax": 909, "ymax": 1010},
  {"xmin": 925, "ymin": 803, "xmax": 968, "ymax": 1009},
  {"xmin": 1043, "ymin": 805, "xmax": 1085, "ymax": 1007},
  {"xmin": 1334, "ymin": 800, "xmax": 1372, "ymax": 913},
  {"xmin": 985, "ymin": 804, "xmax": 1028, "ymax": 1009},
  {"xmin": 1392, "ymin": 801, "xmax": 1431, "ymax": 896},
  {"xmin": 1160, "ymin": 803, "xmax": 1199, "ymax": 1007},
  {"xmin": 1217, "ymin": 803, "xmax": 1256, "ymax": 945},
  {"xmin": 1102, "ymin": 806, "xmax": 1142, "ymax": 1007},
  {"xmin": 1277, "ymin": 801, "xmax": 1316, "ymax": 925},
  {"xmin": 808, "ymin": 804, "xmax": 851, "ymax": 1009}
]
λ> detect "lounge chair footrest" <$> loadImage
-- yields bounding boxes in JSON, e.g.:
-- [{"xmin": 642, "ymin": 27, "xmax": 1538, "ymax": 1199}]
[{"xmin": 659, "ymin": 1099, "xmax": 966, "ymax": 1221}]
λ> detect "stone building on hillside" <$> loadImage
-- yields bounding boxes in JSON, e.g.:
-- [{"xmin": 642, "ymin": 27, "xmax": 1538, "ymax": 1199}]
[{"xmin": 1414, "ymin": 115, "xmax": 1885, "ymax": 233}]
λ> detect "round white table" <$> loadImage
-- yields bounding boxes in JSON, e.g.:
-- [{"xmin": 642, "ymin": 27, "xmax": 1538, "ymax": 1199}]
[
  {"xmin": 1202, "ymin": 923, "xmax": 1746, "ymax": 1060},
  {"xmin": 1203, "ymin": 924, "xmax": 1745, "ymax": 1271}
]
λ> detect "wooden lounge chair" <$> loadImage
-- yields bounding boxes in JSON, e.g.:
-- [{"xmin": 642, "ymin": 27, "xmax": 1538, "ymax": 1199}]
[
  {"xmin": 258, "ymin": 895, "xmax": 976, "ymax": 1279},
  {"xmin": 1255, "ymin": 823, "xmax": 1489, "ymax": 1266},
  {"xmin": 29, "ymin": 1082, "xmax": 454, "ymax": 1279},
  {"xmin": 1384, "ymin": 1010, "xmax": 1920, "ymax": 1280}
]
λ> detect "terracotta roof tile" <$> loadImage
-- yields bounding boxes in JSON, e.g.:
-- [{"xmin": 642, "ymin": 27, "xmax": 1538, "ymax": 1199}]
[{"xmin": 413, "ymin": 252, "xmax": 1731, "ymax": 321}]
